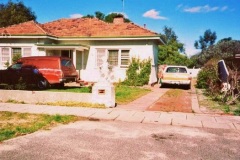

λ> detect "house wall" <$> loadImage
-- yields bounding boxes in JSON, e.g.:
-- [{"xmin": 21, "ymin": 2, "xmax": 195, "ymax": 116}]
[
  {"xmin": 0, "ymin": 39, "xmax": 160, "ymax": 84},
  {"xmin": 81, "ymin": 44, "xmax": 158, "ymax": 84}
]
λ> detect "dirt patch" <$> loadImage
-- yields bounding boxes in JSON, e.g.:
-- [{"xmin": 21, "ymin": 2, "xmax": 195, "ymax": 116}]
[{"xmin": 147, "ymin": 88, "xmax": 192, "ymax": 113}]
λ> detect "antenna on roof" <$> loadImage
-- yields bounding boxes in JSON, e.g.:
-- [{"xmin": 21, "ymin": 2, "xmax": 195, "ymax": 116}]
[{"xmin": 122, "ymin": 0, "xmax": 125, "ymax": 13}]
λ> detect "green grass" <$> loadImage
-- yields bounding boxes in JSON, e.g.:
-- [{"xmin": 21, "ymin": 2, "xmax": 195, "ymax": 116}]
[
  {"xmin": 0, "ymin": 111, "xmax": 85, "ymax": 142},
  {"xmin": 115, "ymin": 85, "xmax": 151, "ymax": 104},
  {"xmin": 37, "ymin": 101, "xmax": 106, "ymax": 108},
  {"xmin": 47, "ymin": 86, "xmax": 91, "ymax": 93},
  {"xmin": 6, "ymin": 99, "xmax": 25, "ymax": 104}
]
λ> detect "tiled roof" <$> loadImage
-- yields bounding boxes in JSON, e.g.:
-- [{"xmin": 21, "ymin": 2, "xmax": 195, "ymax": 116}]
[
  {"xmin": 42, "ymin": 18, "xmax": 158, "ymax": 37},
  {"xmin": 0, "ymin": 21, "xmax": 47, "ymax": 36},
  {"xmin": 0, "ymin": 18, "xmax": 159, "ymax": 37}
]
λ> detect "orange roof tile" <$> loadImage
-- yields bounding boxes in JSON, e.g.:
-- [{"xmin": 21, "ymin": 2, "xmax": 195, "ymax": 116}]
[
  {"xmin": 0, "ymin": 21, "xmax": 47, "ymax": 36},
  {"xmin": 0, "ymin": 18, "xmax": 159, "ymax": 37}
]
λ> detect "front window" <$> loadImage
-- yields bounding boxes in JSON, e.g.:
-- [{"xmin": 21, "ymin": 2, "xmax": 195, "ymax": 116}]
[
  {"xmin": 0, "ymin": 48, "xmax": 11, "ymax": 66},
  {"xmin": 120, "ymin": 50, "xmax": 130, "ymax": 68},
  {"xmin": 12, "ymin": 48, "xmax": 21, "ymax": 57},
  {"xmin": 96, "ymin": 49, "xmax": 130, "ymax": 68},
  {"xmin": 22, "ymin": 48, "xmax": 31, "ymax": 57},
  {"xmin": 96, "ymin": 49, "xmax": 106, "ymax": 67},
  {"xmin": 108, "ymin": 50, "xmax": 118, "ymax": 67}
]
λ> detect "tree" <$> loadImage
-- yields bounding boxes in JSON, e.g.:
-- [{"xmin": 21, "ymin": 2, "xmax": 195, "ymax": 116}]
[
  {"xmin": 104, "ymin": 13, "xmax": 130, "ymax": 23},
  {"xmin": 158, "ymin": 26, "xmax": 193, "ymax": 67},
  {"xmin": 160, "ymin": 26, "xmax": 185, "ymax": 53},
  {"xmin": 194, "ymin": 29, "xmax": 217, "ymax": 50},
  {"xmin": 0, "ymin": 0, "xmax": 36, "ymax": 27},
  {"xmin": 82, "ymin": 14, "xmax": 94, "ymax": 18},
  {"xmin": 82, "ymin": 12, "xmax": 131, "ymax": 23},
  {"xmin": 95, "ymin": 11, "xmax": 105, "ymax": 20},
  {"xmin": 192, "ymin": 38, "xmax": 240, "ymax": 67}
]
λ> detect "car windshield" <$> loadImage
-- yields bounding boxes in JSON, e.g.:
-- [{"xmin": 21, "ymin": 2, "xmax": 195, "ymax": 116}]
[
  {"xmin": 166, "ymin": 67, "xmax": 187, "ymax": 73},
  {"xmin": 9, "ymin": 63, "xmax": 22, "ymax": 70}
]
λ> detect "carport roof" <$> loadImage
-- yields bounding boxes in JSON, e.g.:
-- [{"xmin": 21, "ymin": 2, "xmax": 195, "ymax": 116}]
[{"xmin": 36, "ymin": 44, "xmax": 89, "ymax": 51}]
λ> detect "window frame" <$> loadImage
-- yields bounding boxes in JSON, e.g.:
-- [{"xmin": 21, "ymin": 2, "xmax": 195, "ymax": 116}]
[
  {"xmin": 0, "ymin": 47, "xmax": 32, "ymax": 67},
  {"xmin": 0, "ymin": 47, "xmax": 11, "ymax": 66},
  {"xmin": 22, "ymin": 48, "xmax": 32, "ymax": 57},
  {"xmin": 96, "ymin": 48, "xmax": 130, "ymax": 68}
]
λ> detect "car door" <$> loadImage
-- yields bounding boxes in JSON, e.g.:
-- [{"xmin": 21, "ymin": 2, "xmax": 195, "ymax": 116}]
[
  {"xmin": 5, "ymin": 63, "xmax": 22, "ymax": 85},
  {"xmin": 20, "ymin": 65, "xmax": 37, "ymax": 85},
  {"xmin": 61, "ymin": 59, "xmax": 77, "ymax": 77}
]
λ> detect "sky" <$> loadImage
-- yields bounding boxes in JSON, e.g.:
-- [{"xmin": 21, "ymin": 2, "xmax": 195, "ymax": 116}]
[{"xmin": 1, "ymin": 0, "xmax": 239, "ymax": 56}]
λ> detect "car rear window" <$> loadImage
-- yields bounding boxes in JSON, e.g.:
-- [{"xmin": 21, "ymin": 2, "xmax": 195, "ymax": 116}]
[
  {"xmin": 10, "ymin": 63, "xmax": 22, "ymax": 70},
  {"xmin": 61, "ymin": 59, "xmax": 73, "ymax": 67},
  {"xmin": 166, "ymin": 67, "xmax": 187, "ymax": 73}
]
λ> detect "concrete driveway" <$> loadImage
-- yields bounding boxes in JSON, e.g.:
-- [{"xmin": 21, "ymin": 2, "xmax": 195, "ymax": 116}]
[{"xmin": 0, "ymin": 121, "xmax": 239, "ymax": 160}]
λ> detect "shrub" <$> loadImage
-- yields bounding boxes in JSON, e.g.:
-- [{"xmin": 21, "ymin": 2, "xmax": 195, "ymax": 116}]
[
  {"xmin": 12, "ymin": 53, "xmax": 22, "ymax": 64},
  {"xmin": 196, "ymin": 66, "xmax": 217, "ymax": 89},
  {"xmin": 196, "ymin": 58, "xmax": 220, "ymax": 89},
  {"xmin": 122, "ymin": 58, "xmax": 151, "ymax": 86},
  {"xmin": 4, "ymin": 61, "xmax": 10, "ymax": 67}
]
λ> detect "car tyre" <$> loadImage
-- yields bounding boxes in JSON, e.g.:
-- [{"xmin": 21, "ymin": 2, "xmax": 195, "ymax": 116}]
[
  {"xmin": 37, "ymin": 79, "xmax": 48, "ymax": 89},
  {"xmin": 160, "ymin": 83, "xmax": 165, "ymax": 88}
]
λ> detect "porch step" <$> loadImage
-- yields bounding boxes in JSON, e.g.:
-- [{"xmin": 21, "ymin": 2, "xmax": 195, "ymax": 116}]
[{"xmin": 76, "ymin": 80, "xmax": 91, "ymax": 87}]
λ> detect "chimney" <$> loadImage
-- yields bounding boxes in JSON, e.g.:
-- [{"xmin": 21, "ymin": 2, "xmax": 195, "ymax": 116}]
[{"xmin": 113, "ymin": 17, "xmax": 124, "ymax": 24}]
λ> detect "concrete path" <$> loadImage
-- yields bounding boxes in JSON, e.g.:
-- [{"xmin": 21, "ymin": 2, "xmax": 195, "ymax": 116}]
[{"xmin": 0, "ymin": 84, "xmax": 240, "ymax": 131}]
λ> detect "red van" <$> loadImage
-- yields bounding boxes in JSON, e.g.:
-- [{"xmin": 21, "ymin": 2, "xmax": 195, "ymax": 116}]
[{"xmin": 0, "ymin": 56, "xmax": 78, "ymax": 89}]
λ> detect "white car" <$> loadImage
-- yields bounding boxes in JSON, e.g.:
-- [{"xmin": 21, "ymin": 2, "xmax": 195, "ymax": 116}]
[{"xmin": 160, "ymin": 65, "xmax": 192, "ymax": 89}]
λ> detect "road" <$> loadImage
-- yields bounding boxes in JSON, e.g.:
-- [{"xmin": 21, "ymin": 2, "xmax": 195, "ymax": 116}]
[{"xmin": 0, "ymin": 121, "xmax": 239, "ymax": 160}]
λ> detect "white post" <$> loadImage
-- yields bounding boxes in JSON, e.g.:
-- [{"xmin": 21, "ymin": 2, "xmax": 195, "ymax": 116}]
[{"xmin": 73, "ymin": 49, "xmax": 76, "ymax": 67}]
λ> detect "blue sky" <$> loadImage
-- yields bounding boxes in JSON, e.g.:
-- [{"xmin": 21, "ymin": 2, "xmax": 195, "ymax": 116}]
[{"xmin": 1, "ymin": 0, "xmax": 239, "ymax": 56}]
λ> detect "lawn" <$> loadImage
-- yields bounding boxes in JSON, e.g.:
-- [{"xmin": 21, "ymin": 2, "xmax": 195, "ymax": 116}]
[
  {"xmin": 0, "ymin": 111, "xmax": 85, "ymax": 142},
  {"xmin": 47, "ymin": 85, "xmax": 151, "ymax": 105},
  {"xmin": 115, "ymin": 85, "xmax": 151, "ymax": 104},
  {"xmin": 47, "ymin": 86, "xmax": 92, "ymax": 93}
]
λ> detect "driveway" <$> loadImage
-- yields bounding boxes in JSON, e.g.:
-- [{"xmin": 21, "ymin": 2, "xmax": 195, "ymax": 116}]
[{"xmin": 0, "ymin": 121, "xmax": 239, "ymax": 160}]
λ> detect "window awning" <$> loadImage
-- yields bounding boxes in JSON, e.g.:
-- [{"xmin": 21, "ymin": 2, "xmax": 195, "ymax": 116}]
[{"xmin": 36, "ymin": 44, "xmax": 89, "ymax": 51}]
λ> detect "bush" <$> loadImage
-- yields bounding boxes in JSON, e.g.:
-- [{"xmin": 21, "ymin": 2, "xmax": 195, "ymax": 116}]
[
  {"xmin": 122, "ymin": 58, "xmax": 151, "ymax": 86},
  {"xmin": 196, "ymin": 58, "xmax": 221, "ymax": 95},
  {"xmin": 12, "ymin": 53, "xmax": 22, "ymax": 63},
  {"xmin": 196, "ymin": 66, "xmax": 217, "ymax": 88}
]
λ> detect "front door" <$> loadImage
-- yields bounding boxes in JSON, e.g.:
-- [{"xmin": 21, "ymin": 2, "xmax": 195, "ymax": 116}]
[
  {"xmin": 61, "ymin": 50, "xmax": 72, "ymax": 59},
  {"xmin": 76, "ymin": 51, "xmax": 89, "ymax": 78}
]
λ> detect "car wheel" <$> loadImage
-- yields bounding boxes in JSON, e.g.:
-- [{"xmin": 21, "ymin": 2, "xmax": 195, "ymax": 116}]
[
  {"xmin": 59, "ymin": 82, "xmax": 64, "ymax": 88},
  {"xmin": 37, "ymin": 79, "xmax": 48, "ymax": 89},
  {"xmin": 160, "ymin": 83, "xmax": 165, "ymax": 88}
]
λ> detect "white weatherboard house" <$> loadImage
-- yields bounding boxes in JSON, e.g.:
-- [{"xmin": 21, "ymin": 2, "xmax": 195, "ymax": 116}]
[{"xmin": 0, "ymin": 17, "xmax": 163, "ymax": 84}]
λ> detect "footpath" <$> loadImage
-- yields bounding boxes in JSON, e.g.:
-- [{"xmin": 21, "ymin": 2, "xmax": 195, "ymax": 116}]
[{"xmin": 0, "ymin": 85, "xmax": 240, "ymax": 131}]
